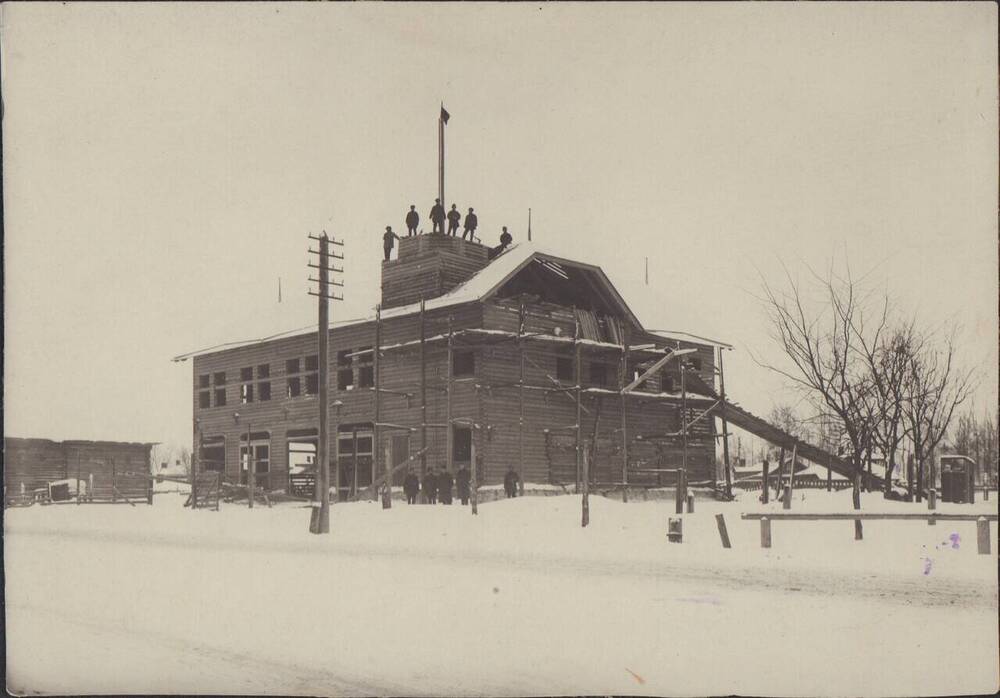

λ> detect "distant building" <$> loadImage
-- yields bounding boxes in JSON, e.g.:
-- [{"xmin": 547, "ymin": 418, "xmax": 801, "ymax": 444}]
[{"xmin": 4, "ymin": 437, "xmax": 154, "ymax": 505}]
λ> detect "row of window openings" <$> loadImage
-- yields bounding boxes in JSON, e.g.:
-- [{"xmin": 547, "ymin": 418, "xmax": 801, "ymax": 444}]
[
  {"xmin": 198, "ymin": 350, "xmax": 377, "ymax": 408},
  {"xmin": 199, "ymin": 352, "xmax": 699, "ymax": 408}
]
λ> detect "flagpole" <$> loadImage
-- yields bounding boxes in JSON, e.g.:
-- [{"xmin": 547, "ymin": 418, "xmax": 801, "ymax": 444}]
[{"xmin": 438, "ymin": 104, "xmax": 445, "ymax": 209}]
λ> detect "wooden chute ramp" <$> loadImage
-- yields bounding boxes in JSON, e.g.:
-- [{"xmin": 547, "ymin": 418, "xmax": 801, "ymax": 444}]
[{"xmin": 684, "ymin": 373, "xmax": 885, "ymax": 489}]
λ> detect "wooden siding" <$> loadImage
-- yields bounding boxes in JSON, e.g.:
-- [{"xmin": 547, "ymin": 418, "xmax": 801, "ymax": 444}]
[
  {"xmin": 189, "ymin": 287, "xmax": 720, "ymax": 490},
  {"xmin": 381, "ymin": 236, "xmax": 490, "ymax": 309},
  {"xmin": 4, "ymin": 438, "xmax": 153, "ymax": 501},
  {"xmin": 192, "ymin": 303, "xmax": 484, "ymax": 489}
]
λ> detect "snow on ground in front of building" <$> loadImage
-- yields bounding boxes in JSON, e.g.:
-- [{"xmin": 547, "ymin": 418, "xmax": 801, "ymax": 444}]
[{"xmin": 5, "ymin": 488, "xmax": 997, "ymax": 696}]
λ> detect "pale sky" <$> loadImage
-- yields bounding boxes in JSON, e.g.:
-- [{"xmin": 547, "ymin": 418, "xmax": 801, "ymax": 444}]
[{"xmin": 3, "ymin": 2, "xmax": 997, "ymax": 448}]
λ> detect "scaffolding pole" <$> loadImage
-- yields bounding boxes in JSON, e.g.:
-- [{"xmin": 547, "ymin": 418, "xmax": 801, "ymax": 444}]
[
  {"xmin": 719, "ymin": 347, "xmax": 733, "ymax": 499},
  {"xmin": 518, "ymin": 300, "xmax": 526, "ymax": 495},
  {"xmin": 620, "ymin": 328, "xmax": 629, "ymax": 503},
  {"xmin": 419, "ymin": 299, "xmax": 427, "ymax": 493},
  {"xmin": 574, "ymin": 310, "xmax": 582, "ymax": 494},
  {"xmin": 681, "ymin": 362, "xmax": 688, "ymax": 477},
  {"xmin": 376, "ymin": 304, "xmax": 390, "ymax": 509},
  {"xmin": 446, "ymin": 316, "xmax": 454, "ymax": 475}
]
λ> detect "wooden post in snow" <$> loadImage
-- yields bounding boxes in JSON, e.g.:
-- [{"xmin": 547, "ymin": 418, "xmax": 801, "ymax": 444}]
[
  {"xmin": 470, "ymin": 436, "xmax": 478, "ymax": 516},
  {"xmin": 112, "ymin": 458, "xmax": 117, "ymax": 503},
  {"xmin": 715, "ymin": 513, "xmax": 731, "ymax": 548},
  {"xmin": 776, "ymin": 446, "xmax": 785, "ymax": 501},
  {"xmin": 977, "ymin": 517, "xmax": 991, "ymax": 555},
  {"xmin": 783, "ymin": 443, "xmax": 797, "ymax": 510},
  {"xmin": 827, "ymin": 455, "xmax": 832, "ymax": 492},
  {"xmin": 582, "ymin": 446, "xmax": 590, "ymax": 527},
  {"xmin": 760, "ymin": 517, "xmax": 772, "ymax": 548},
  {"xmin": 620, "ymin": 328, "xmax": 630, "ymax": 503},
  {"xmin": 247, "ymin": 422, "xmax": 254, "ymax": 509},
  {"xmin": 762, "ymin": 459, "xmax": 770, "ymax": 504},
  {"xmin": 675, "ymin": 469, "xmax": 685, "ymax": 515},
  {"xmin": 191, "ymin": 422, "xmax": 200, "ymax": 509}
]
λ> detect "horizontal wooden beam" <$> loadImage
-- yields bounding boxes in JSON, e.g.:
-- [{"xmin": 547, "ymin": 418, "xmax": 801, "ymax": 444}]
[{"xmin": 741, "ymin": 512, "xmax": 998, "ymax": 522}]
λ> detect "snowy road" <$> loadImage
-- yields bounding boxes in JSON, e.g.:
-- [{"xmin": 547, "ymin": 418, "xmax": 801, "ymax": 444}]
[{"xmin": 5, "ymin": 492, "xmax": 998, "ymax": 696}]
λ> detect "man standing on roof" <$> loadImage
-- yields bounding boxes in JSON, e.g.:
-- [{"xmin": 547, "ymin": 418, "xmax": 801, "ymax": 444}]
[
  {"xmin": 429, "ymin": 199, "xmax": 446, "ymax": 234},
  {"xmin": 447, "ymin": 204, "xmax": 461, "ymax": 236},
  {"xmin": 462, "ymin": 207, "xmax": 478, "ymax": 241},
  {"xmin": 405, "ymin": 205, "xmax": 419, "ymax": 236},
  {"xmin": 382, "ymin": 226, "xmax": 400, "ymax": 261}
]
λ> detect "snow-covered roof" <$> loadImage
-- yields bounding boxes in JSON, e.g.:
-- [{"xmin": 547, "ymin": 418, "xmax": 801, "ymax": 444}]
[{"xmin": 173, "ymin": 242, "xmax": 728, "ymax": 361}]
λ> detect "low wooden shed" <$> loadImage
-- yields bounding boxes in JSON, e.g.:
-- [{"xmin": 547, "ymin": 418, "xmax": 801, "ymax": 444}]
[{"xmin": 4, "ymin": 437, "xmax": 155, "ymax": 505}]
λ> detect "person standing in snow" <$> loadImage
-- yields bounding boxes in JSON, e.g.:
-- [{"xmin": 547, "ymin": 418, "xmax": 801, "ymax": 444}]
[
  {"xmin": 438, "ymin": 468, "xmax": 454, "ymax": 504},
  {"xmin": 503, "ymin": 466, "xmax": 520, "ymax": 498},
  {"xmin": 403, "ymin": 469, "xmax": 420, "ymax": 505},
  {"xmin": 456, "ymin": 464, "xmax": 471, "ymax": 505},
  {"xmin": 423, "ymin": 468, "xmax": 438, "ymax": 504}
]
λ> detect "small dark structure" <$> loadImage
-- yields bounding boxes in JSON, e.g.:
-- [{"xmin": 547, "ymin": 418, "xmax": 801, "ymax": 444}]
[{"xmin": 4, "ymin": 437, "xmax": 155, "ymax": 506}]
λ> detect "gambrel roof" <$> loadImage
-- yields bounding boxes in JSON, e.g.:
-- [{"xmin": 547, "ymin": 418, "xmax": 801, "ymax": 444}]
[{"xmin": 173, "ymin": 243, "xmax": 729, "ymax": 361}]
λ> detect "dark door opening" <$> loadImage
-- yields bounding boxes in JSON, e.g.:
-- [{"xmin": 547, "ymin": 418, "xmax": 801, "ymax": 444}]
[{"xmin": 453, "ymin": 426, "xmax": 472, "ymax": 470}]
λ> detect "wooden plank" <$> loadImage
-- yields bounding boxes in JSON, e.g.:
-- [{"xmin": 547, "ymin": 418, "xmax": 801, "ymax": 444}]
[{"xmin": 741, "ymin": 513, "xmax": 999, "ymax": 522}]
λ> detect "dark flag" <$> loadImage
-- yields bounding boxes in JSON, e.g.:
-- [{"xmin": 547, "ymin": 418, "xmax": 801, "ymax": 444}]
[{"xmin": 440, "ymin": 105, "xmax": 450, "ymax": 124}]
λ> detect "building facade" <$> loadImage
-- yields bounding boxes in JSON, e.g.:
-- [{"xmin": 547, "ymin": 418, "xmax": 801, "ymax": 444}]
[{"xmin": 175, "ymin": 236, "xmax": 729, "ymax": 498}]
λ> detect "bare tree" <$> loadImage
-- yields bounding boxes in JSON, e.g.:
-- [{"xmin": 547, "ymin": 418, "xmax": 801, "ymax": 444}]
[
  {"xmin": 901, "ymin": 330, "xmax": 973, "ymax": 500},
  {"xmin": 855, "ymin": 322, "xmax": 916, "ymax": 495},
  {"xmin": 755, "ymin": 261, "xmax": 879, "ymax": 514}
]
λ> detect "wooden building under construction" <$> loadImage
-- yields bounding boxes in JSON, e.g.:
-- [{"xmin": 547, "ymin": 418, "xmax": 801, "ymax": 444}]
[{"xmin": 174, "ymin": 235, "xmax": 736, "ymax": 499}]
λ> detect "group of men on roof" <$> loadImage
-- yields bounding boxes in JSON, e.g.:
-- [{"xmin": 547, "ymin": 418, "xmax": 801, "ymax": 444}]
[{"xmin": 382, "ymin": 199, "xmax": 514, "ymax": 261}]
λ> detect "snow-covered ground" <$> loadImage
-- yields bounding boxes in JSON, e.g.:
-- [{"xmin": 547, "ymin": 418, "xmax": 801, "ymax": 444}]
[{"xmin": 5, "ymin": 487, "xmax": 997, "ymax": 696}]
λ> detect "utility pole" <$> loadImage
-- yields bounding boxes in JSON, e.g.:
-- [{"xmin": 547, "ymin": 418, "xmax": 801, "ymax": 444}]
[
  {"xmin": 308, "ymin": 231, "xmax": 344, "ymax": 534},
  {"xmin": 527, "ymin": 208, "xmax": 532, "ymax": 242}
]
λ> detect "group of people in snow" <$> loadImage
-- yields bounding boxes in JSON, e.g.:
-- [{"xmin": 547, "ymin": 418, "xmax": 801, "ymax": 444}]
[{"xmin": 400, "ymin": 465, "xmax": 521, "ymax": 504}]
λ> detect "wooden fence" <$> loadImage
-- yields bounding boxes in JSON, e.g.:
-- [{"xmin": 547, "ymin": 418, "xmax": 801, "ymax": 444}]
[{"xmin": 741, "ymin": 512, "xmax": 998, "ymax": 553}]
